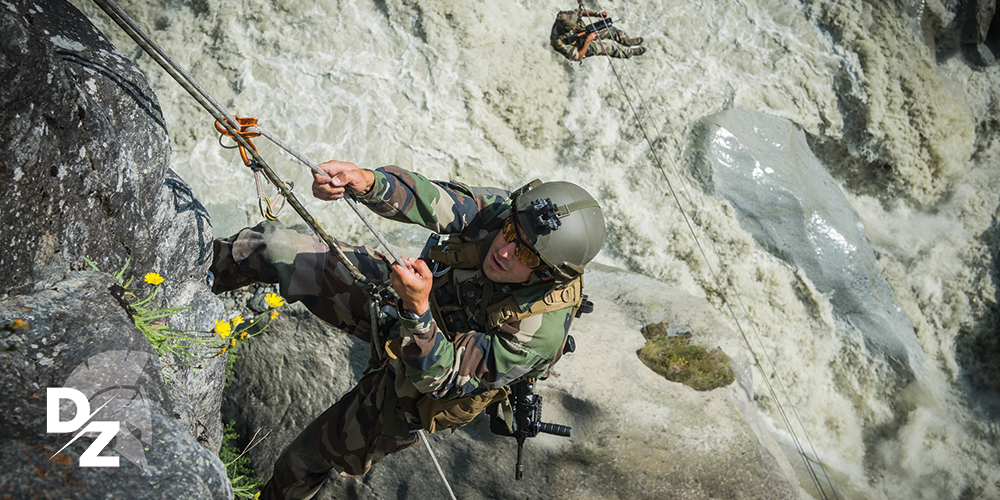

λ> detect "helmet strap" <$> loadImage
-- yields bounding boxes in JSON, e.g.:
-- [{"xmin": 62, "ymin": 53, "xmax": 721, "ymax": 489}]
[{"xmin": 535, "ymin": 267, "xmax": 554, "ymax": 281}]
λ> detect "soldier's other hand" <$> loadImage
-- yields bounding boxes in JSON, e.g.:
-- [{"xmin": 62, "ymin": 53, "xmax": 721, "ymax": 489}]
[
  {"xmin": 600, "ymin": 11, "xmax": 608, "ymax": 17},
  {"xmin": 390, "ymin": 257, "xmax": 433, "ymax": 316},
  {"xmin": 312, "ymin": 160, "xmax": 375, "ymax": 201}
]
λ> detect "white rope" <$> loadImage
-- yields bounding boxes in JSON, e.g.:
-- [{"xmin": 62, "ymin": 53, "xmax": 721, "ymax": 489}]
[
  {"xmin": 418, "ymin": 429, "xmax": 459, "ymax": 500},
  {"xmin": 90, "ymin": 0, "xmax": 387, "ymax": 288},
  {"xmin": 245, "ymin": 124, "xmax": 407, "ymax": 267}
]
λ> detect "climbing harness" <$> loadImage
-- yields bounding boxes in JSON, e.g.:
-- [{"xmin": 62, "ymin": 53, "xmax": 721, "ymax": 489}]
[
  {"xmin": 89, "ymin": 0, "xmax": 454, "ymax": 496},
  {"xmin": 574, "ymin": 2, "xmax": 842, "ymax": 499}
]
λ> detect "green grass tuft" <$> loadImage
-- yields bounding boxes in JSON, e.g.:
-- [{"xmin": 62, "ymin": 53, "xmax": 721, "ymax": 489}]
[
  {"xmin": 637, "ymin": 322, "xmax": 735, "ymax": 391},
  {"xmin": 219, "ymin": 420, "xmax": 264, "ymax": 499}
]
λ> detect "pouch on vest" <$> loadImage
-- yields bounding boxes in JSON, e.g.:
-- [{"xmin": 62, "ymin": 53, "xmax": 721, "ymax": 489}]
[
  {"xmin": 485, "ymin": 276, "xmax": 584, "ymax": 330},
  {"xmin": 384, "ymin": 338, "xmax": 509, "ymax": 433},
  {"xmin": 417, "ymin": 386, "xmax": 511, "ymax": 434}
]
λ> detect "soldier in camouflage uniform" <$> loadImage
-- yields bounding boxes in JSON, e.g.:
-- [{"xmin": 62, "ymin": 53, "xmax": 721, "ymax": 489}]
[
  {"xmin": 550, "ymin": 8, "xmax": 645, "ymax": 62},
  {"xmin": 210, "ymin": 161, "xmax": 605, "ymax": 500}
]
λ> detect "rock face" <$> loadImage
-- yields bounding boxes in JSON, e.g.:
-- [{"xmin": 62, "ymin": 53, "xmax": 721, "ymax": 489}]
[
  {"xmin": 691, "ymin": 108, "xmax": 923, "ymax": 375},
  {"xmin": 1, "ymin": 0, "xmax": 169, "ymax": 294},
  {"xmin": 0, "ymin": 0, "xmax": 229, "ymax": 498},
  {"xmin": 0, "ymin": 273, "xmax": 229, "ymax": 499},
  {"xmin": 959, "ymin": 0, "xmax": 997, "ymax": 45},
  {"xmin": 221, "ymin": 236, "xmax": 801, "ymax": 499}
]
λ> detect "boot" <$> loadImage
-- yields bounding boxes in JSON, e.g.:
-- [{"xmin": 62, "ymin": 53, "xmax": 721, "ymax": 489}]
[
  {"xmin": 629, "ymin": 37, "xmax": 643, "ymax": 46},
  {"xmin": 631, "ymin": 46, "xmax": 646, "ymax": 57}
]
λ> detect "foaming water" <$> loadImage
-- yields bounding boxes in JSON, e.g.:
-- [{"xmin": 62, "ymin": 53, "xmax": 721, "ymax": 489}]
[{"xmin": 71, "ymin": 0, "xmax": 1000, "ymax": 498}]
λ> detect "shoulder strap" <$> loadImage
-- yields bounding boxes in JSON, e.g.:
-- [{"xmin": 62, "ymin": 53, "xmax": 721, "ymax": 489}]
[
  {"xmin": 427, "ymin": 240, "xmax": 484, "ymax": 268},
  {"xmin": 485, "ymin": 276, "xmax": 584, "ymax": 330}
]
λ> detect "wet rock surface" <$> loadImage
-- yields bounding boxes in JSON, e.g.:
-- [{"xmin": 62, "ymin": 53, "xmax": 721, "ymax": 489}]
[
  {"xmin": 692, "ymin": 108, "xmax": 923, "ymax": 376},
  {"xmin": 0, "ymin": 1, "xmax": 228, "ymax": 498}
]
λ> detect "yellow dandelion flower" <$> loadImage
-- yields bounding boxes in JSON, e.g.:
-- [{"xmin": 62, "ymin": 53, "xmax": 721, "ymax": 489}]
[
  {"xmin": 265, "ymin": 292, "xmax": 284, "ymax": 308},
  {"xmin": 254, "ymin": 493, "xmax": 261, "ymax": 500},
  {"xmin": 231, "ymin": 315, "xmax": 245, "ymax": 327},
  {"xmin": 270, "ymin": 310, "xmax": 279, "ymax": 320},
  {"xmin": 214, "ymin": 320, "xmax": 231, "ymax": 338},
  {"xmin": 230, "ymin": 337, "xmax": 236, "ymax": 347},
  {"xmin": 144, "ymin": 273, "xmax": 165, "ymax": 285},
  {"xmin": 240, "ymin": 331, "xmax": 248, "ymax": 340},
  {"xmin": 217, "ymin": 347, "xmax": 227, "ymax": 355}
]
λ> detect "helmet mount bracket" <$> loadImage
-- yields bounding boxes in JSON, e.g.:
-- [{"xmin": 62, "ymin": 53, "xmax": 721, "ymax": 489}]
[{"xmin": 525, "ymin": 198, "xmax": 563, "ymax": 236}]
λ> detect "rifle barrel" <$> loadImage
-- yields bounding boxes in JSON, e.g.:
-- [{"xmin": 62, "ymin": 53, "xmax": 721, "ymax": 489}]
[{"xmin": 515, "ymin": 437, "xmax": 525, "ymax": 480}]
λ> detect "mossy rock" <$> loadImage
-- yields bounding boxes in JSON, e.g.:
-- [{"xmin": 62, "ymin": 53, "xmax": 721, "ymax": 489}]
[{"xmin": 638, "ymin": 322, "xmax": 735, "ymax": 391}]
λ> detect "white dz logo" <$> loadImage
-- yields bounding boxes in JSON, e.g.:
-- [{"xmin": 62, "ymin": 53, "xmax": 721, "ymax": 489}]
[
  {"xmin": 46, "ymin": 351, "xmax": 153, "ymax": 472},
  {"xmin": 47, "ymin": 387, "xmax": 121, "ymax": 467}
]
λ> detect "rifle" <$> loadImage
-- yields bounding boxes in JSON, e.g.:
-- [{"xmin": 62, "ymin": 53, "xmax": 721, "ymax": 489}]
[
  {"xmin": 563, "ymin": 17, "xmax": 614, "ymax": 44},
  {"xmin": 488, "ymin": 379, "xmax": 572, "ymax": 480}
]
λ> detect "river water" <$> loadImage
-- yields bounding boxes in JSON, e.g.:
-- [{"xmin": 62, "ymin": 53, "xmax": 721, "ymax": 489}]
[{"xmin": 70, "ymin": 0, "xmax": 1000, "ymax": 498}]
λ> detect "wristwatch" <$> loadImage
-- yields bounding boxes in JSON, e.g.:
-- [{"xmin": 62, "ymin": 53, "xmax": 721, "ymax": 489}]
[{"xmin": 399, "ymin": 309, "xmax": 421, "ymax": 321}]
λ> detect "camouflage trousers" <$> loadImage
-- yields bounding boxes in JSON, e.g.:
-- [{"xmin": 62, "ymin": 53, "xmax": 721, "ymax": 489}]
[
  {"xmin": 210, "ymin": 221, "xmax": 419, "ymax": 499},
  {"xmin": 259, "ymin": 369, "xmax": 417, "ymax": 500},
  {"xmin": 585, "ymin": 26, "xmax": 639, "ymax": 59},
  {"xmin": 211, "ymin": 220, "xmax": 389, "ymax": 342}
]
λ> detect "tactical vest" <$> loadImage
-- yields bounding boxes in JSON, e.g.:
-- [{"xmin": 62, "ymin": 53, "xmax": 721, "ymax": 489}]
[
  {"xmin": 426, "ymin": 236, "xmax": 585, "ymax": 337},
  {"xmin": 411, "ymin": 234, "xmax": 585, "ymax": 433}
]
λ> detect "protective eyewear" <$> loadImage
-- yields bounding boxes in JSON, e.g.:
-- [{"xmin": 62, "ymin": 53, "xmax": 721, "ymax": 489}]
[{"xmin": 502, "ymin": 217, "xmax": 543, "ymax": 268}]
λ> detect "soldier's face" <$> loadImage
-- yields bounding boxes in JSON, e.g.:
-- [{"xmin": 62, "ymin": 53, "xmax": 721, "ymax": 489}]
[{"xmin": 483, "ymin": 229, "xmax": 536, "ymax": 283}]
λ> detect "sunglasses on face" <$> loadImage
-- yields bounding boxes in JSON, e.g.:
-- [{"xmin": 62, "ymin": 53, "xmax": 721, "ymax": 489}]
[{"xmin": 501, "ymin": 216, "xmax": 543, "ymax": 269}]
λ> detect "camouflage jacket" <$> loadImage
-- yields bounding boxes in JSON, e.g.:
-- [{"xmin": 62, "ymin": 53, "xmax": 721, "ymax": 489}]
[
  {"xmin": 550, "ymin": 10, "xmax": 585, "ymax": 60},
  {"xmin": 359, "ymin": 166, "xmax": 576, "ymax": 401}
]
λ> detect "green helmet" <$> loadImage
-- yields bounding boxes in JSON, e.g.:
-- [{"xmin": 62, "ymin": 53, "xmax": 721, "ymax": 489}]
[{"xmin": 511, "ymin": 180, "xmax": 606, "ymax": 280}]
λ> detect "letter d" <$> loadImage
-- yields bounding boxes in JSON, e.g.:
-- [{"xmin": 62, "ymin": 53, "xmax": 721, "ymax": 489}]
[{"xmin": 47, "ymin": 387, "xmax": 91, "ymax": 433}]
